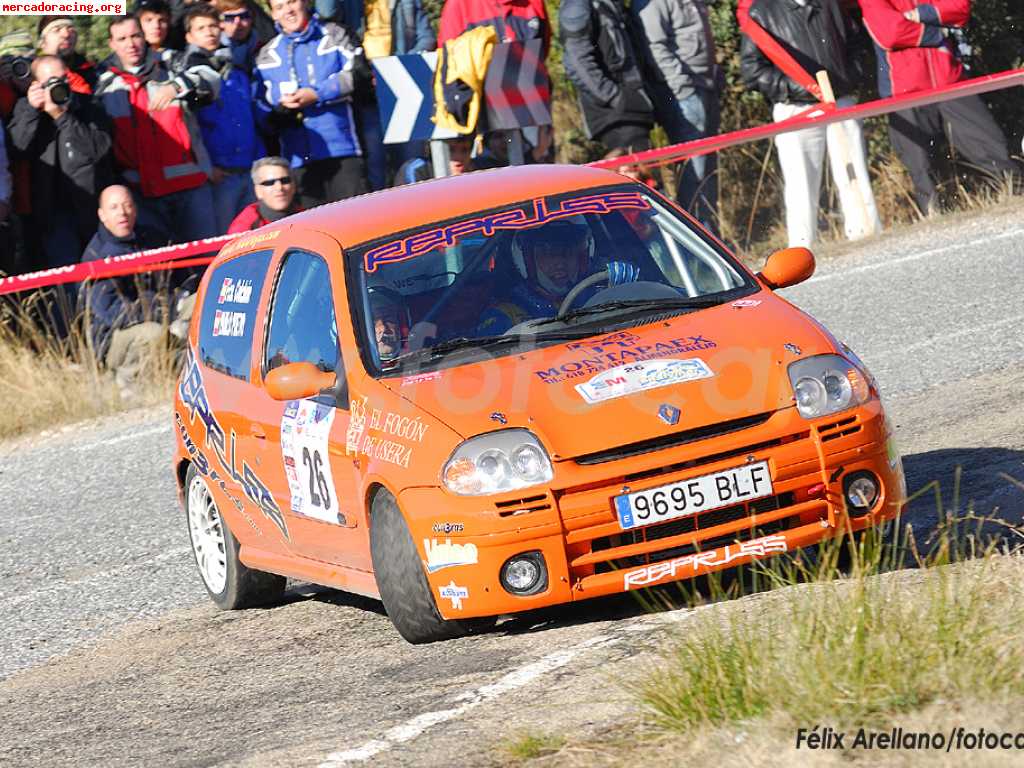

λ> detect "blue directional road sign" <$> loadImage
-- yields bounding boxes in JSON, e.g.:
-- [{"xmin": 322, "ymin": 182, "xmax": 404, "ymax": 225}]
[{"xmin": 373, "ymin": 51, "xmax": 457, "ymax": 145}]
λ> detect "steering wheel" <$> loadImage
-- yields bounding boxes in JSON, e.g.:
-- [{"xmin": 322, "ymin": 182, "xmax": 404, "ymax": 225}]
[{"xmin": 556, "ymin": 272, "xmax": 609, "ymax": 318}]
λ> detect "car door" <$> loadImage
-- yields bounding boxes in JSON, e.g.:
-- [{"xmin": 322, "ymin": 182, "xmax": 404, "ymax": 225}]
[
  {"xmin": 181, "ymin": 247, "xmax": 293, "ymax": 551},
  {"xmin": 245, "ymin": 238, "xmax": 370, "ymax": 571}
]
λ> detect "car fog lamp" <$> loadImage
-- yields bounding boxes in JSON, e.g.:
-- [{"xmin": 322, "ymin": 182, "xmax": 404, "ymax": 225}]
[
  {"xmin": 500, "ymin": 551, "xmax": 547, "ymax": 595},
  {"xmin": 844, "ymin": 472, "xmax": 880, "ymax": 515}
]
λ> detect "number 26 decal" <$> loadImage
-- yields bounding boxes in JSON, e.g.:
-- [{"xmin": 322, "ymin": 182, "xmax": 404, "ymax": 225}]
[{"xmin": 302, "ymin": 446, "xmax": 332, "ymax": 510}]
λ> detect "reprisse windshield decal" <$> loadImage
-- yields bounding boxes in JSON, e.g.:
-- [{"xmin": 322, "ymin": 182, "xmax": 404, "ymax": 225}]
[{"xmin": 363, "ymin": 191, "xmax": 651, "ymax": 273}]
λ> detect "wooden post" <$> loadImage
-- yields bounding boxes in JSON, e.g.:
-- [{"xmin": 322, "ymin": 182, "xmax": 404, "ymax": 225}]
[{"xmin": 816, "ymin": 70, "xmax": 879, "ymax": 237}]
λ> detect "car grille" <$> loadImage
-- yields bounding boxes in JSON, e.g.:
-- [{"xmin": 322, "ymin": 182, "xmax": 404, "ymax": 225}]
[
  {"xmin": 587, "ymin": 492, "xmax": 797, "ymax": 574},
  {"xmin": 574, "ymin": 412, "xmax": 774, "ymax": 465}
]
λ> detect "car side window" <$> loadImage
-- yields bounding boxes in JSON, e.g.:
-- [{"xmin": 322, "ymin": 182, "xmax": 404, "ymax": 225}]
[
  {"xmin": 198, "ymin": 249, "xmax": 273, "ymax": 380},
  {"xmin": 264, "ymin": 249, "xmax": 340, "ymax": 374}
]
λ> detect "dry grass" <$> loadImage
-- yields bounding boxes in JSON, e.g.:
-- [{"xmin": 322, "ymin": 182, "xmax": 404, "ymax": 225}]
[{"xmin": 0, "ymin": 292, "xmax": 178, "ymax": 441}]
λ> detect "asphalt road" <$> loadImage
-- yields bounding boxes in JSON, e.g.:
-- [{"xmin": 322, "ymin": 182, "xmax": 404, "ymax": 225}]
[{"xmin": 2, "ymin": 203, "xmax": 1023, "ymax": 767}]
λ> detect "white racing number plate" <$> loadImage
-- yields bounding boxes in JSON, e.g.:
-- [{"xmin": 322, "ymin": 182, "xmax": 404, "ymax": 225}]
[{"xmin": 613, "ymin": 460, "xmax": 773, "ymax": 531}]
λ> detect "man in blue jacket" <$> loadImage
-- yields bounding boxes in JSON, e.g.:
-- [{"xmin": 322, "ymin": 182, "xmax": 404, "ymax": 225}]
[
  {"xmin": 255, "ymin": 0, "xmax": 371, "ymax": 207},
  {"xmin": 79, "ymin": 185, "xmax": 174, "ymax": 393},
  {"xmin": 317, "ymin": 0, "xmax": 436, "ymax": 189},
  {"xmin": 184, "ymin": 3, "xmax": 265, "ymax": 233}
]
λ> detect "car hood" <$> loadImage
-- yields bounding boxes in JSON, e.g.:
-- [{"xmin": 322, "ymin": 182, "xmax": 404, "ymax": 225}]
[{"xmin": 383, "ymin": 294, "xmax": 837, "ymax": 461}]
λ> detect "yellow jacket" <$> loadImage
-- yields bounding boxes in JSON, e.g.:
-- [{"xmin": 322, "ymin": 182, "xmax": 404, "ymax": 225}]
[{"xmin": 433, "ymin": 25, "xmax": 497, "ymax": 134}]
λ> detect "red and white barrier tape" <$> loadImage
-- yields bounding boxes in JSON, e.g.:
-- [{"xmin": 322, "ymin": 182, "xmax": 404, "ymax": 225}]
[
  {"xmin": 590, "ymin": 68, "xmax": 1024, "ymax": 171},
  {"xmin": 0, "ymin": 233, "xmax": 238, "ymax": 297}
]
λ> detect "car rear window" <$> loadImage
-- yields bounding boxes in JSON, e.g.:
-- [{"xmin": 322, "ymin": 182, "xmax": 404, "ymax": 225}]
[{"xmin": 198, "ymin": 249, "xmax": 273, "ymax": 380}]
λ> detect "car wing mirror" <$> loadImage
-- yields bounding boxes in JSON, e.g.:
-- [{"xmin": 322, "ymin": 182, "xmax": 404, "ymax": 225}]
[
  {"xmin": 758, "ymin": 247, "xmax": 815, "ymax": 289},
  {"xmin": 265, "ymin": 362, "xmax": 337, "ymax": 401}
]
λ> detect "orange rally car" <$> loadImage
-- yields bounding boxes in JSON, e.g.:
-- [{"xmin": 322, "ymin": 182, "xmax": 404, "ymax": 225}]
[{"xmin": 173, "ymin": 165, "xmax": 906, "ymax": 643}]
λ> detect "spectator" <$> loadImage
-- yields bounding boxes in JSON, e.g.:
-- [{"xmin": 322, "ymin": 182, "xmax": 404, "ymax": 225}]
[
  {"xmin": 859, "ymin": 0, "xmax": 1019, "ymax": 215},
  {"xmin": 393, "ymin": 135, "xmax": 476, "ymax": 184},
  {"xmin": 134, "ymin": 0, "xmax": 177, "ymax": 61},
  {"xmin": 95, "ymin": 15, "xmax": 220, "ymax": 244},
  {"xmin": 740, "ymin": 0, "xmax": 881, "ymax": 247},
  {"xmin": 184, "ymin": 3, "xmax": 264, "ymax": 233},
  {"xmin": 0, "ymin": 31, "xmax": 36, "ymax": 275},
  {"xmin": 0, "ymin": 122, "xmax": 12, "ymax": 275},
  {"xmin": 36, "ymin": 16, "xmax": 97, "ymax": 94},
  {"xmin": 438, "ymin": 0, "xmax": 550, "ymax": 53},
  {"xmin": 214, "ymin": 0, "xmax": 264, "ymax": 72},
  {"xmin": 330, "ymin": 0, "xmax": 437, "ymax": 191},
  {"xmin": 8, "ymin": 55, "xmax": 113, "ymax": 272},
  {"xmin": 631, "ymin": 0, "xmax": 723, "ymax": 232},
  {"xmin": 79, "ymin": 185, "xmax": 171, "ymax": 394},
  {"xmin": 255, "ymin": 0, "xmax": 370, "ymax": 208},
  {"xmin": 228, "ymin": 156, "xmax": 301, "ymax": 231},
  {"xmin": 473, "ymin": 127, "xmax": 553, "ymax": 169},
  {"xmin": 169, "ymin": 0, "xmax": 274, "ymax": 50},
  {"xmin": 559, "ymin": 0, "xmax": 655, "ymax": 155}
]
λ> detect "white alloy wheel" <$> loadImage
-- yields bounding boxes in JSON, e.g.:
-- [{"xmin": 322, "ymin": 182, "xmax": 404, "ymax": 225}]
[{"xmin": 187, "ymin": 474, "xmax": 228, "ymax": 595}]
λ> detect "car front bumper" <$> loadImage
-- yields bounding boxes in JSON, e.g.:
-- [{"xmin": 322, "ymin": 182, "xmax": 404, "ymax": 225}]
[{"xmin": 401, "ymin": 399, "xmax": 906, "ymax": 620}]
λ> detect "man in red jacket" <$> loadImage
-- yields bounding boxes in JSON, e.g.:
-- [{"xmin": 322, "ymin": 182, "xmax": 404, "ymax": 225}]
[
  {"xmin": 859, "ymin": 0, "xmax": 1018, "ymax": 215},
  {"xmin": 94, "ymin": 15, "xmax": 219, "ymax": 242}
]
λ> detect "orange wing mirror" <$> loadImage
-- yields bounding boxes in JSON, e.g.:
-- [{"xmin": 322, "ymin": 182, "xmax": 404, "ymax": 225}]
[
  {"xmin": 759, "ymin": 247, "xmax": 815, "ymax": 289},
  {"xmin": 265, "ymin": 362, "xmax": 337, "ymax": 402}
]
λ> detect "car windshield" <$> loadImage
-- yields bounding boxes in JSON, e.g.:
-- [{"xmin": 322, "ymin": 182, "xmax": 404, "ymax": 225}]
[{"xmin": 347, "ymin": 184, "xmax": 754, "ymax": 376}]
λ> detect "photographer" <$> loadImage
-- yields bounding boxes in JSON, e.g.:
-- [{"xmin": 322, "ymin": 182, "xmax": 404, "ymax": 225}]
[
  {"xmin": 8, "ymin": 55, "xmax": 113, "ymax": 273},
  {"xmin": 36, "ymin": 16, "xmax": 97, "ymax": 94}
]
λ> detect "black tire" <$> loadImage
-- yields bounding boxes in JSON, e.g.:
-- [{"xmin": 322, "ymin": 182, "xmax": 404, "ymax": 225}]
[
  {"xmin": 184, "ymin": 463, "xmax": 286, "ymax": 610},
  {"xmin": 370, "ymin": 489, "xmax": 471, "ymax": 644}
]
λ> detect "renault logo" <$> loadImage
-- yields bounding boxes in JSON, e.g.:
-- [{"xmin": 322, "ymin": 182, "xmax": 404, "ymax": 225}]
[{"xmin": 658, "ymin": 404, "xmax": 681, "ymax": 426}]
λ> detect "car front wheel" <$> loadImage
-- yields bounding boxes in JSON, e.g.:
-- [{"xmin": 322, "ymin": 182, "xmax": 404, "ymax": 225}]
[
  {"xmin": 185, "ymin": 463, "xmax": 286, "ymax": 610},
  {"xmin": 370, "ymin": 488, "xmax": 474, "ymax": 644}
]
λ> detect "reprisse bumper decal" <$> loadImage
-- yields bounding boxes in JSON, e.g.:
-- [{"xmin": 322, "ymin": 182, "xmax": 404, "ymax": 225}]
[{"xmin": 622, "ymin": 534, "xmax": 789, "ymax": 589}]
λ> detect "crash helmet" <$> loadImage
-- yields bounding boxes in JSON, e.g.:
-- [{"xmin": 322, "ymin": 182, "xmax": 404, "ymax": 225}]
[{"xmin": 511, "ymin": 217, "xmax": 594, "ymax": 297}]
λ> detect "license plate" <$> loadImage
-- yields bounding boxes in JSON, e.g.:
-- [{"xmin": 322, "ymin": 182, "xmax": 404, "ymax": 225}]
[{"xmin": 614, "ymin": 460, "xmax": 773, "ymax": 531}]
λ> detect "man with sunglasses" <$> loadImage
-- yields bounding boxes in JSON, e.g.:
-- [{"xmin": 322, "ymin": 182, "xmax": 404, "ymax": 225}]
[
  {"xmin": 214, "ymin": 0, "xmax": 274, "ymax": 72},
  {"xmin": 184, "ymin": 3, "xmax": 265, "ymax": 233},
  {"xmin": 228, "ymin": 156, "xmax": 301, "ymax": 232}
]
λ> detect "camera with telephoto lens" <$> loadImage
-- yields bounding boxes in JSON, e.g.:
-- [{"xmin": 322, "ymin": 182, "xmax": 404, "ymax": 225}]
[
  {"xmin": 9, "ymin": 55, "xmax": 30, "ymax": 80},
  {"xmin": 43, "ymin": 76, "xmax": 71, "ymax": 106}
]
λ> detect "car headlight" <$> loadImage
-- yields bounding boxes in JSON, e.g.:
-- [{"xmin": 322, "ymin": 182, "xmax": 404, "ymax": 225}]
[
  {"xmin": 442, "ymin": 429, "xmax": 553, "ymax": 496},
  {"xmin": 788, "ymin": 354, "xmax": 871, "ymax": 419}
]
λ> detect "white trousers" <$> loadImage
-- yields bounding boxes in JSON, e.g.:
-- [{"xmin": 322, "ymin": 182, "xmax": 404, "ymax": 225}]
[{"xmin": 773, "ymin": 98, "xmax": 882, "ymax": 248}]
